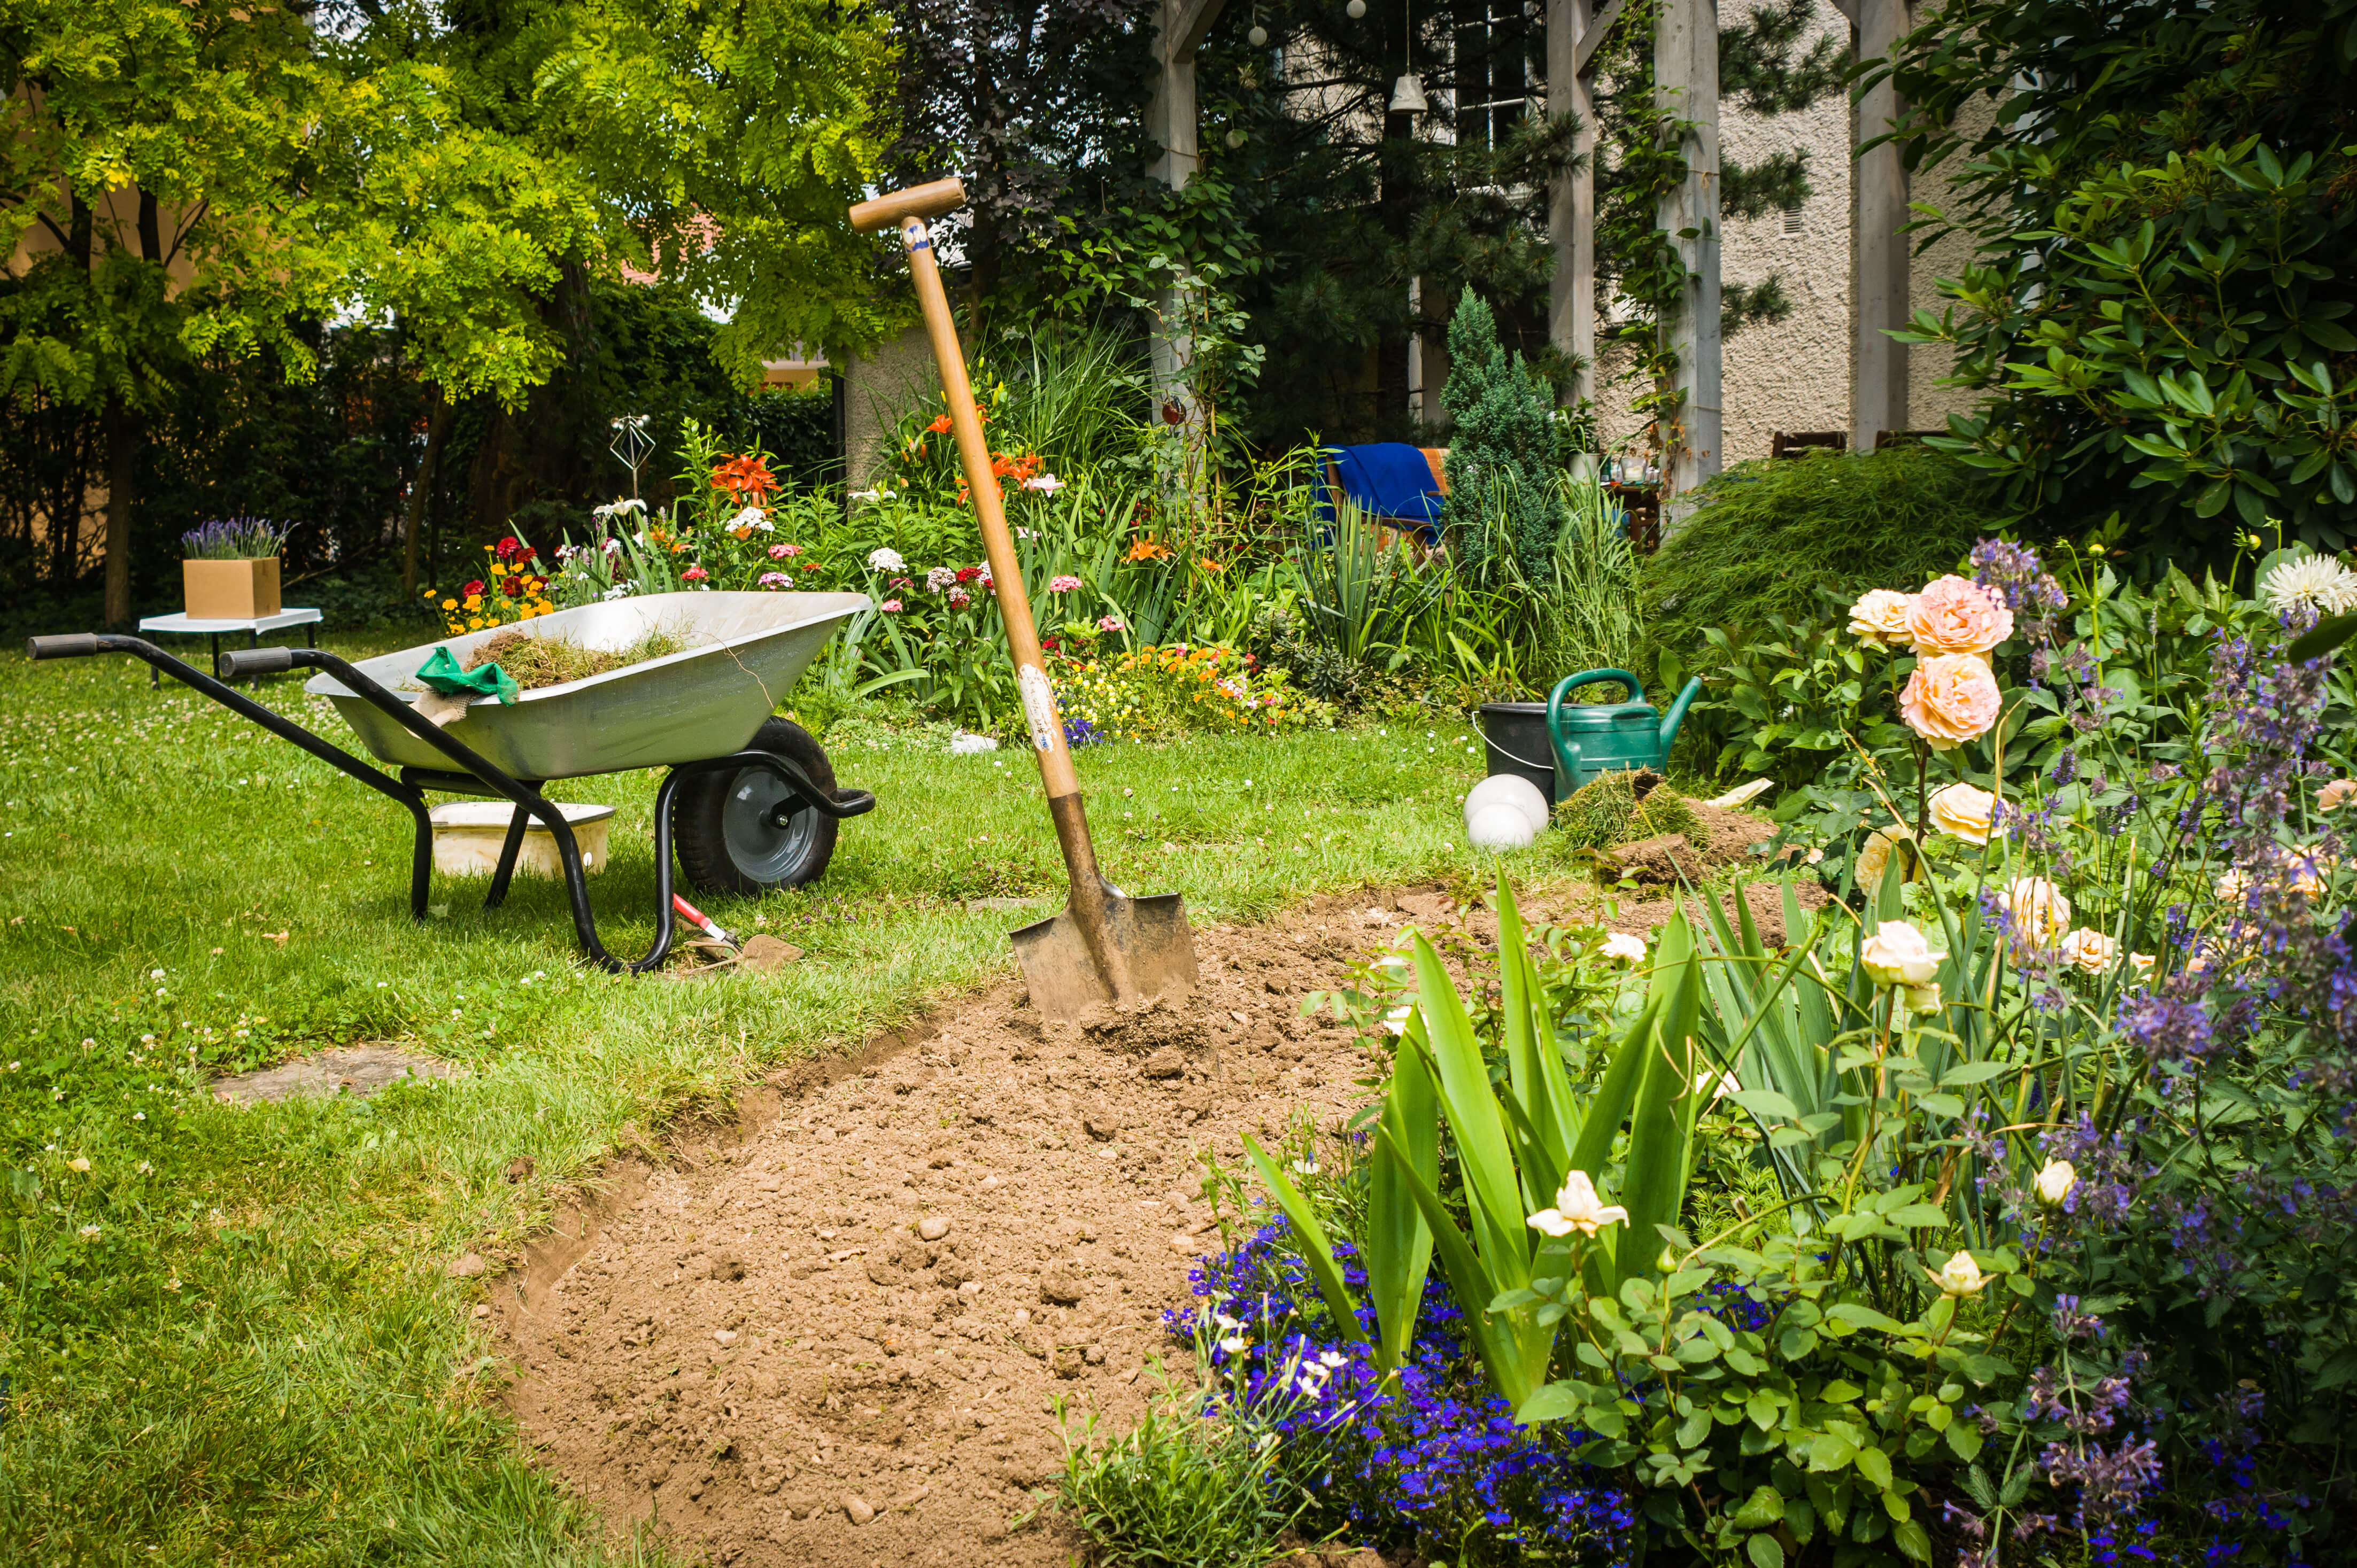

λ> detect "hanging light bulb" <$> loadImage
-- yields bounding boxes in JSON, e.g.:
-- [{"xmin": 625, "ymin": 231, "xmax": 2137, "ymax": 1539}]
[
  {"xmin": 1346, "ymin": 0, "xmax": 1365, "ymax": 17},
  {"xmin": 1248, "ymin": 21, "xmax": 1269, "ymax": 44}
]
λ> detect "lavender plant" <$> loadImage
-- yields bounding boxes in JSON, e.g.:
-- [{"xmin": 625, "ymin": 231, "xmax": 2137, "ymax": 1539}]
[{"xmin": 179, "ymin": 518, "xmax": 287, "ymax": 560}]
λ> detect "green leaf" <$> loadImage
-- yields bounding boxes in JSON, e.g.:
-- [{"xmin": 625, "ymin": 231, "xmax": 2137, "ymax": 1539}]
[
  {"xmin": 1240, "ymin": 1134, "xmax": 1367, "ymax": 1345},
  {"xmin": 1734, "ymin": 1484, "xmax": 1787, "ymax": 1529},
  {"xmin": 1808, "ymin": 1433, "xmax": 1857, "ymax": 1472},
  {"xmin": 1936, "ymin": 1060, "xmax": 2012, "ymax": 1087},
  {"xmin": 1745, "ymin": 1531, "xmax": 1786, "ymax": 1568},
  {"xmin": 1730, "ymin": 1087, "xmax": 1803, "ymax": 1121},
  {"xmin": 1515, "ymin": 1381, "xmax": 1590, "ymax": 1425},
  {"xmin": 1944, "ymin": 1422, "xmax": 1984, "ymax": 1462},
  {"xmin": 1368, "ymin": 1010, "xmax": 1438, "ymax": 1371},
  {"xmin": 1893, "ymin": 1518, "xmax": 1933, "ymax": 1563},
  {"xmin": 1853, "ymin": 1445, "xmax": 1894, "ymax": 1491}
]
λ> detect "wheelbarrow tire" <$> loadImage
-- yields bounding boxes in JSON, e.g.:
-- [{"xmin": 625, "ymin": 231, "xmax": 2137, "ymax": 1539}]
[{"xmin": 671, "ymin": 718, "xmax": 841, "ymax": 895}]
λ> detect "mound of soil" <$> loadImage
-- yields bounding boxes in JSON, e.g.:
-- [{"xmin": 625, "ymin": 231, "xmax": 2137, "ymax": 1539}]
[
  {"xmin": 493, "ymin": 892, "xmax": 1465, "ymax": 1567},
  {"xmin": 488, "ymin": 879, "xmax": 1825, "ymax": 1566},
  {"xmin": 1596, "ymin": 798, "xmax": 1778, "ymax": 886}
]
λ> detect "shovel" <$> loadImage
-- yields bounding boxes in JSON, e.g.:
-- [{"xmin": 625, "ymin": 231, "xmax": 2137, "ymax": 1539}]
[{"xmin": 849, "ymin": 178, "xmax": 1200, "ymax": 1019}]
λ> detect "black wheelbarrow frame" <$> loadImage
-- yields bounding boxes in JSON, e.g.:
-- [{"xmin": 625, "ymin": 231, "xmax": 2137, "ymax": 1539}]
[{"xmin": 24, "ymin": 633, "xmax": 876, "ymax": 975}]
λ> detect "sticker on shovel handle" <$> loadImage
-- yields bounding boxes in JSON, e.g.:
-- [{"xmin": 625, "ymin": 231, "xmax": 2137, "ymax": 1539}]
[{"xmin": 1018, "ymin": 664, "xmax": 1062, "ymax": 751}]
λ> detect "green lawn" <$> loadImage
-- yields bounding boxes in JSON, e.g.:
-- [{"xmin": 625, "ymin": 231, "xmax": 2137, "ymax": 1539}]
[{"xmin": 0, "ymin": 631, "xmax": 1511, "ymax": 1565}]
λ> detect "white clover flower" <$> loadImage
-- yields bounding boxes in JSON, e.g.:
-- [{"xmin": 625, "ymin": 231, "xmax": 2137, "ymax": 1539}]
[
  {"xmin": 2261, "ymin": 553, "xmax": 2357, "ymax": 618},
  {"xmin": 866, "ymin": 547, "xmax": 906, "ymax": 573},
  {"xmin": 78, "ymin": 1224, "xmax": 101, "ymax": 1240}
]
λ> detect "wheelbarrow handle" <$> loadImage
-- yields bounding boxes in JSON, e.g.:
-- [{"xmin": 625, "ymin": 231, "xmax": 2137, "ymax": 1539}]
[
  {"xmin": 27, "ymin": 633, "xmax": 103, "ymax": 660},
  {"xmin": 219, "ymin": 647, "xmax": 296, "ymax": 678}
]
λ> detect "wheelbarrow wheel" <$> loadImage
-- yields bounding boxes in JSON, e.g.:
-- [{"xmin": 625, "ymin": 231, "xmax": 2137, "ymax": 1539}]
[{"xmin": 671, "ymin": 718, "xmax": 841, "ymax": 894}]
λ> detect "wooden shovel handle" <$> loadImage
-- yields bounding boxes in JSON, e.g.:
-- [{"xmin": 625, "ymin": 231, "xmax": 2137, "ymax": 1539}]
[{"xmin": 848, "ymin": 178, "xmax": 968, "ymax": 235}]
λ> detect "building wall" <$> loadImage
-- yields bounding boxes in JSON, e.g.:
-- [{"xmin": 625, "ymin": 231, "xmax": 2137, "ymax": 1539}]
[{"xmin": 840, "ymin": 324, "xmax": 937, "ymax": 492}]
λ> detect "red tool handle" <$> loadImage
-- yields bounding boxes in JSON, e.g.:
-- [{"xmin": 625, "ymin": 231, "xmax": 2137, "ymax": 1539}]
[{"xmin": 671, "ymin": 894, "xmax": 730, "ymax": 945}]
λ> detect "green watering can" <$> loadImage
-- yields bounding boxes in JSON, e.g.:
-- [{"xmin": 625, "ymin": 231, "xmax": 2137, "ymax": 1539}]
[{"xmin": 1545, "ymin": 669, "xmax": 1703, "ymax": 794}]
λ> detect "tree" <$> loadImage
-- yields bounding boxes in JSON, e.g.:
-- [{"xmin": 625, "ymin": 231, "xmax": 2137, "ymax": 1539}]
[
  {"xmin": 3, "ymin": 0, "xmax": 899, "ymax": 619},
  {"xmin": 1881, "ymin": 0, "xmax": 2357, "ymax": 559},
  {"xmin": 1443, "ymin": 291, "xmax": 1562, "ymax": 581},
  {"xmin": 3, "ymin": 0, "xmax": 343, "ymax": 622}
]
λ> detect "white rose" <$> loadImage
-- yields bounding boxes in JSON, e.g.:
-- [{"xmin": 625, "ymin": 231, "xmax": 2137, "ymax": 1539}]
[
  {"xmin": 1848, "ymin": 588, "xmax": 1917, "ymax": 649},
  {"xmin": 1601, "ymin": 933, "xmax": 1647, "ymax": 964},
  {"xmin": 2034, "ymin": 1158, "xmax": 2078, "ymax": 1207},
  {"xmin": 1859, "ymin": 920, "xmax": 1940, "ymax": 988},
  {"xmin": 1933, "ymin": 1250, "xmax": 1988, "ymax": 1298}
]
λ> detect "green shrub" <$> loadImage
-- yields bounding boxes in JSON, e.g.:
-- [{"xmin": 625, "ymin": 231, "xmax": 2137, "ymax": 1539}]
[
  {"xmin": 1640, "ymin": 445, "xmax": 1997, "ymax": 672},
  {"xmin": 1055, "ymin": 1381, "xmax": 1295, "ymax": 1568},
  {"xmin": 1550, "ymin": 768, "xmax": 1698, "ymax": 851}
]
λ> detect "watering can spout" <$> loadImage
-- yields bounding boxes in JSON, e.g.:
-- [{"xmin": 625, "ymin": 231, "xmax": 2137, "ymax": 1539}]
[{"xmin": 1659, "ymin": 677, "xmax": 1703, "ymax": 758}]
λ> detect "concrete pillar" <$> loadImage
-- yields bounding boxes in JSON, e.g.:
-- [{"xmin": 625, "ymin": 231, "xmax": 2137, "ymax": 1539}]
[
  {"xmin": 1851, "ymin": 0, "xmax": 1910, "ymax": 451},
  {"xmin": 1146, "ymin": 0, "xmax": 1228, "ymax": 423},
  {"xmin": 1655, "ymin": 0, "xmax": 1721, "ymax": 496},
  {"xmin": 1546, "ymin": 0, "xmax": 1596, "ymax": 411}
]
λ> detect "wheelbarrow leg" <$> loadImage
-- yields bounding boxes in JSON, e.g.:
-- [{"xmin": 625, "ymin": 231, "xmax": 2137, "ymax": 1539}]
[
  {"xmin": 407, "ymin": 798, "xmax": 435, "ymax": 920},
  {"xmin": 484, "ymin": 802, "xmax": 533, "ymax": 910}
]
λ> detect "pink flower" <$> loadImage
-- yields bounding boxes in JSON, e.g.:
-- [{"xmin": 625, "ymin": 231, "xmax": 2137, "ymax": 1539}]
[
  {"xmin": 1907, "ymin": 575, "xmax": 2014, "ymax": 656},
  {"xmin": 1900, "ymin": 653, "xmax": 2002, "ymax": 750},
  {"xmin": 1023, "ymin": 473, "xmax": 1064, "ymax": 493},
  {"xmin": 758, "ymin": 571, "xmax": 790, "ymax": 588},
  {"xmin": 1098, "ymin": 615, "xmax": 1125, "ymax": 632},
  {"xmin": 767, "ymin": 543, "xmax": 797, "ymax": 560},
  {"xmin": 1048, "ymin": 575, "xmax": 1083, "ymax": 593},
  {"xmin": 881, "ymin": 599, "xmax": 903, "ymax": 613},
  {"xmin": 947, "ymin": 587, "xmax": 972, "ymax": 609},
  {"xmin": 681, "ymin": 566, "xmax": 708, "ymax": 581}
]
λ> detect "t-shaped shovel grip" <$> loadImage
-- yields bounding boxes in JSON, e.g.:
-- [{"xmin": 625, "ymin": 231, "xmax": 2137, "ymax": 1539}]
[{"xmin": 847, "ymin": 178, "xmax": 968, "ymax": 235}]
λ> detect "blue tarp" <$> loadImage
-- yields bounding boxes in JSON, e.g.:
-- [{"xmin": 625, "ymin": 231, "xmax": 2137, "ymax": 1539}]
[{"xmin": 1315, "ymin": 443, "xmax": 1445, "ymax": 541}]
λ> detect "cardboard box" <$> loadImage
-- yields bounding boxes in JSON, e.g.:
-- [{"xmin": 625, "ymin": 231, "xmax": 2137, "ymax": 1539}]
[{"xmin": 183, "ymin": 557, "xmax": 282, "ymax": 619}]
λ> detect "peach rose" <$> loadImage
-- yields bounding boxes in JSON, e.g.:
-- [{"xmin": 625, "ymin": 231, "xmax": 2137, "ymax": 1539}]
[
  {"xmin": 1907, "ymin": 575, "xmax": 2014, "ymax": 656},
  {"xmin": 1928, "ymin": 781, "xmax": 1999, "ymax": 844},
  {"xmin": 2059, "ymin": 927, "xmax": 2119, "ymax": 975},
  {"xmin": 1900, "ymin": 653, "xmax": 2002, "ymax": 750},
  {"xmin": 2321, "ymin": 779, "xmax": 2357, "ymax": 811},
  {"xmin": 2005, "ymin": 876, "xmax": 2072, "ymax": 946},
  {"xmin": 1849, "ymin": 589, "xmax": 1916, "ymax": 649}
]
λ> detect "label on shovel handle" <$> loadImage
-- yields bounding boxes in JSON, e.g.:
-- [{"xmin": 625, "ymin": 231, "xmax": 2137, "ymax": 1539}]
[{"xmin": 1018, "ymin": 664, "xmax": 1061, "ymax": 752}]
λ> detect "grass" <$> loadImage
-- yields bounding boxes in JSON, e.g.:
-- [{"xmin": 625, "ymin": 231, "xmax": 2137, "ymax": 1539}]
[
  {"xmin": 0, "ymin": 630, "xmax": 1524, "ymax": 1565},
  {"xmin": 463, "ymin": 625, "xmax": 693, "ymax": 691}
]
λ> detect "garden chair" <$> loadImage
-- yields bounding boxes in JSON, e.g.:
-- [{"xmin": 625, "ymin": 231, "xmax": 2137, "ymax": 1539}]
[
  {"xmin": 1769, "ymin": 430, "xmax": 1848, "ymax": 460},
  {"xmin": 1316, "ymin": 443, "xmax": 1450, "ymax": 558}
]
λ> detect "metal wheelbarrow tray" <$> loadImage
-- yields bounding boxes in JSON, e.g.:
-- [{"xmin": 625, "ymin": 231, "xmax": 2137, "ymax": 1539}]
[{"xmin": 26, "ymin": 591, "xmax": 879, "ymax": 974}]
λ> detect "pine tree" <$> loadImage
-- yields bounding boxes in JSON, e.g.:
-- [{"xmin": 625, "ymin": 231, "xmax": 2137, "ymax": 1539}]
[{"xmin": 1442, "ymin": 291, "xmax": 1559, "ymax": 582}]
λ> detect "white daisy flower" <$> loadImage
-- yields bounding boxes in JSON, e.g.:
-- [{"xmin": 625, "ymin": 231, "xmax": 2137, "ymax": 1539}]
[{"xmin": 2261, "ymin": 553, "xmax": 2357, "ymax": 618}]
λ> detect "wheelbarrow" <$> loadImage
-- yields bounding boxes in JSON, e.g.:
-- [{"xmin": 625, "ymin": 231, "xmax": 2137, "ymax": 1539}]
[{"xmin": 24, "ymin": 591, "xmax": 878, "ymax": 974}]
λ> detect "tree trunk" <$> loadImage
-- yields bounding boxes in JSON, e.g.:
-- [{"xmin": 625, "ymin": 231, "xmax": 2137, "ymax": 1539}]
[
  {"xmin": 102, "ymin": 402, "xmax": 140, "ymax": 626},
  {"xmin": 402, "ymin": 390, "xmax": 452, "ymax": 597}
]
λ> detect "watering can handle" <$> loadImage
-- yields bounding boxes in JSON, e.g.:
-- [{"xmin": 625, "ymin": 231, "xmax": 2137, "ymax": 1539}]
[{"xmin": 1545, "ymin": 669, "xmax": 1644, "ymax": 710}]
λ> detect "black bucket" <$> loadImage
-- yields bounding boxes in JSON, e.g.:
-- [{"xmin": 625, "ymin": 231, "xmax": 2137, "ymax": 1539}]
[{"xmin": 1476, "ymin": 701, "xmax": 1558, "ymax": 804}]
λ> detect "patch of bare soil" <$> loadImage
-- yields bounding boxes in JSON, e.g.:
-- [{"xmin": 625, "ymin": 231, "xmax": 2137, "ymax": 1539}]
[{"xmin": 489, "ymin": 876, "xmax": 1825, "ymax": 1566}]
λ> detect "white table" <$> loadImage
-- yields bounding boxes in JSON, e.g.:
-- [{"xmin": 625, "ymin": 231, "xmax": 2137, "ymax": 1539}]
[{"xmin": 136, "ymin": 609, "xmax": 323, "ymax": 686}]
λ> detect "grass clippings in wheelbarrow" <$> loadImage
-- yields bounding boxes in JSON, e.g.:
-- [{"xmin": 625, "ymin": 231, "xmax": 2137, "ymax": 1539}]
[{"xmin": 463, "ymin": 625, "xmax": 695, "ymax": 692}]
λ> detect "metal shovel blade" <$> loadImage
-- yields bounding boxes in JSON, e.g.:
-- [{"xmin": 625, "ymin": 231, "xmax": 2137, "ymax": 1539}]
[{"xmin": 1010, "ymin": 891, "xmax": 1199, "ymax": 1020}]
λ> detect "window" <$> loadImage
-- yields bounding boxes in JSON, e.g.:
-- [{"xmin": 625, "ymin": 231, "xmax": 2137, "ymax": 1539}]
[
  {"xmin": 1780, "ymin": 204, "xmax": 1805, "ymax": 237},
  {"xmin": 1452, "ymin": 0, "xmax": 1531, "ymax": 149}
]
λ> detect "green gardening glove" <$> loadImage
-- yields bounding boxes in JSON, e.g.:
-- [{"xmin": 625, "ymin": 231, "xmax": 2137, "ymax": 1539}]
[{"xmin": 414, "ymin": 645, "xmax": 520, "ymax": 705}]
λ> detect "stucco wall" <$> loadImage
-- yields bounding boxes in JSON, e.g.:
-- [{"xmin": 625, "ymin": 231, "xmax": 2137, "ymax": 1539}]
[
  {"xmin": 1715, "ymin": 0, "xmax": 1856, "ymax": 465},
  {"xmin": 841, "ymin": 324, "xmax": 937, "ymax": 492}
]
